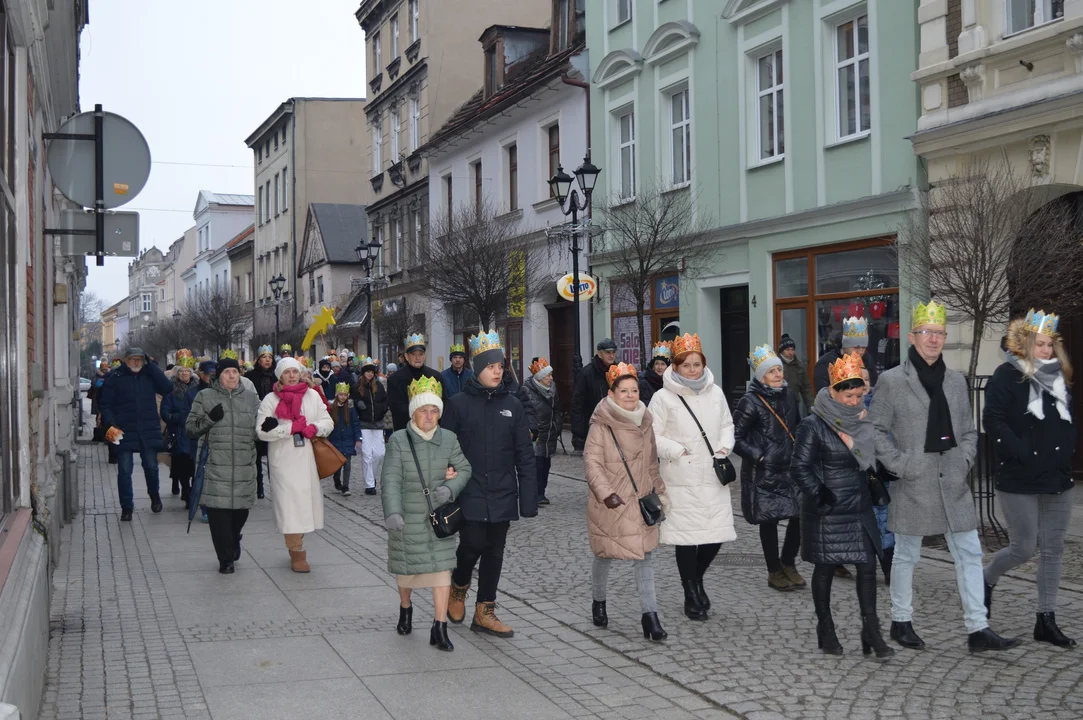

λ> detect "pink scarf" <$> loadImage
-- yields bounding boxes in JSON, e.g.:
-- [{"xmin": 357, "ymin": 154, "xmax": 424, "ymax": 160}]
[{"xmin": 274, "ymin": 382, "xmax": 309, "ymax": 421}]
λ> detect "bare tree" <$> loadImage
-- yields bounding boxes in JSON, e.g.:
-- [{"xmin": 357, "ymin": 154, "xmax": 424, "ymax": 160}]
[
  {"xmin": 373, "ymin": 297, "xmax": 423, "ymax": 355},
  {"xmin": 133, "ymin": 316, "xmax": 189, "ymax": 362},
  {"xmin": 184, "ymin": 285, "xmax": 253, "ymax": 357},
  {"xmin": 78, "ymin": 290, "xmax": 107, "ymax": 327},
  {"xmin": 897, "ymin": 156, "xmax": 1083, "ymax": 378},
  {"xmin": 594, "ymin": 183, "xmax": 716, "ymax": 363}
]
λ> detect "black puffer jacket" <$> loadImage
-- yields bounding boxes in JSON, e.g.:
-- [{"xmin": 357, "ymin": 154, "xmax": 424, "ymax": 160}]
[
  {"xmin": 355, "ymin": 378, "xmax": 390, "ymax": 430},
  {"xmin": 571, "ymin": 356, "xmax": 611, "ymax": 446},
  {"xmin": 733, "ymin": 380, "xmax": 801, "ymax": 524},
  {"xmin": 388, "ymin": 363, "xmax": 445, "ymax": 431},
  {"xmin": 245, "ymin": 366, "xmax": 277, "ymax": 400},
  {"xmin": 504, "ymin": 373, "xmax": 538, "ymax": 435},
  {"xmin": 524, "ymin": 377, "xmax": 562, "ymax": 458},
  {"xmin": 983, "ymin": 362, "xmax": 1076, "ymax": 495},
  {"xmin": 814, "ymin": 348, "xmax": 878, "ymax": 393},
  {"xmin": 790, "ymin": 414, "xmax": 880, "ymax": 564},
  {"xmin": 441, "ymin": 378, "xmax": 537, "ymax": 522}
]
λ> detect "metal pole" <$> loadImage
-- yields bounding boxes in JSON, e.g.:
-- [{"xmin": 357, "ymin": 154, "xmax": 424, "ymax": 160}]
[
  {"xmin": 365, "ymin": 281, "xmax": 373, "ymax": 357},
  {"xmin": 94, "ymin": 104, "xmax": 105, "ymax": 267},
  {"xmin": 570, "ymin": 196, "xmax": 582, "ymax": 378},
  {"xmin": 274, "ymin": 301, "xmax": 280, "ymax": 356}
]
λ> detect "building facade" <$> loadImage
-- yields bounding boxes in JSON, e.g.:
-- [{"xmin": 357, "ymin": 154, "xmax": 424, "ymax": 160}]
[
  {"xmin": 587, "ymin": 0, "xmax": 922, "ymax": 405},
  {"xmin": 125, "ymin": 246, "xmax": 166, "ymax": 339},
  {"xmin": 225, "ymin": 225, "xmax": 256, "ymax": 360},
  {"xmin": 179, "ymin": 191, "xmax": 254, "ymax": 308}
]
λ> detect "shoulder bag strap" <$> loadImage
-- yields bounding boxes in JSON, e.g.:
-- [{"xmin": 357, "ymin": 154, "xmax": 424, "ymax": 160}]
[
  {"xmin": 677, "ymin": 395, "xmax": 715, "ymax": 456},
  {"xmin": 606, "ymin": 426, "xmax": 641, "ymax": 496},
  {"xmin": 756, "ymin": 395, "xmax": 795, "ymax": 443},
  {"xmin": 405, "ymin": 431, "xmax": 437, "ymax": 516}
]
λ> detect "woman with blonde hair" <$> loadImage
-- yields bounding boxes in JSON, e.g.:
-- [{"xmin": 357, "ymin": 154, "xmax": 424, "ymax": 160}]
[{"xmin": 983, "ymin": 309, "xmax": 1076, "ymax": 647}]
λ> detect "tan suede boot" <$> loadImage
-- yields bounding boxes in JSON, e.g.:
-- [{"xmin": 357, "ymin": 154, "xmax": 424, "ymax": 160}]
[
  {"xmin": 782, "ymin": 565, "xmax": 806, "ymax": 587},
  {"xmin": 289, "ymin": 549, "xmax": 310, "ymax": 573},
  {"xmin": 471, "ymin": 602, "xmax": 514, "ymax": 638},
  {"xmin": 448, "ymin": 582, "xmax": 470, "ymax": 624}
]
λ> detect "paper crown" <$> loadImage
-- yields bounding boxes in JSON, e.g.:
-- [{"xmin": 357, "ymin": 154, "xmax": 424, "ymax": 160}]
[
  {"xmin": 651, "ymin": 341, "xmax": 673, "ymax": 361},
  {"xmin": 606, "ymin": 362, "xmax": 638, "ymax": 387},
  {"xmin": 243, "ymin": 361, "xmax": 254, "ymax": 370},
  {"xmin": 358, "ymin": 355, "xmax": 378, "ymax": 368},
  {"xmin": 672, "ymin": 333, "xmax": 702, "ymax": 359},
  {"xmin": 220, "ymin": 349, "xmax": 238, "ymax": 361},
  {"xmin": 257, "ymin": 345, "xmax": 274, "ymax": 357},
  {"xmin": 748, "ymin": 345, "xmax": 778, "ymax": 372},
  {"xmin": 1023, "ymin": 308, "xmax": 1059, "ymax": 336},
  {"xmin": 176, "ymin": 354, "xmax": 196, "ymax": 369},
  {"xmin": 449, "ymin": 343, "xmax": 467, "ymax": 356},
  {"xmin": 469, "ymin": 329, "xmax": 503, "ymax": 358},
  {"xmin": 280, "ymin": 343, "xmax": 293, "ymax": 353},
  {"xmin": 334, "ymin": 382, "xmax": 350, "ymax": 395},
  {"xmin": 176, "ymin": 348, "xmax": 192, "ymax": 360},
  {"xmin": 912, "ymin": 300, "xmax": 947, "ymax": 328},
  {"xmin": 405, "ymin": 333, "xmax": 426, "ymax": 349},
  {"xmin": 829, "ymin": 353, "xmax": 865, "ymax": 387},
  {"xmin": 294, "ymin": 355, "xmax": 311, "ymax": 369},
  {"xmin": 110, "ymin": 359, "xmax": 122, "ymax": 367},
  {"xmin": 843, "ymin": 316, "xmax": 868, "ymax": 338},
  {"xmin": 407, "ymin": 375, "xmax": 442, "ymax": 399},
  {"xmin": 529, "ymin": 357, "xmax": 550, "ymax": 375},
  {"xmin": 327, "ymin": 351, "xmax": 339, "ymax": 362}
]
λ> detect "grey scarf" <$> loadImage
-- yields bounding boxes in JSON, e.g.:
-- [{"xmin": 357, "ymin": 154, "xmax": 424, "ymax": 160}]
[
  {"xmin": 530, "ymin": 376, "xmax": 555, "ymax": 399},
  {"xmin": 811, "ymin": 387, "xmax": 876, "ymax": 470},
  {"xmin": 671, "ymin": 370, "xmax": 712, "ymax": 394},
  {"xmin": 1006, "ymin": 353, "xmax": 1071, "ymax": 422}
]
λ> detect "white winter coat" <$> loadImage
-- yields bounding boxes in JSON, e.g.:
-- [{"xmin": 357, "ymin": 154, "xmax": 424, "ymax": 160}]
[
  {"xmin": 649, "ymin": 366, "xmax": 737, "ymax": 546},
  {"xmin": 256, "ymin": 387, "xmax": 335, "ymax": 534}
]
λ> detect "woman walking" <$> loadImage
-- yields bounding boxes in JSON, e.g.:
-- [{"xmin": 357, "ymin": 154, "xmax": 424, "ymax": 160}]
[
  {"xmin": 733, "ymin": 345, "xmax": 803, "ymax": 591},
  {"xmin": 648, "ymin": 333, "xmax": 736, "ymax": 621},
  {"xmin": 983, "ymin": 309, "xmax": 1077, "ymax": 647},
  {"xmin": 185, "ymin": 353, "xmax": 260, "ymax": 573},
  {"xmin": 585, "ymin": 362, "xmax": 668, "ymax": 640},
  {"xmin": 525, "ymin": 358, "xmax": 561, "ymax": 506},
  {"xmin": 256, "ymin": 357, "xmax": 334, "ymax": 573},
  {"xmin": 245, "ymin": 345, "xmax": 279, "ymax": 499},
  {"xmin": 160, "ymin": 351, "xmax": 199, "ymax": 508},
  {"xmin": 381, "ymin": 376, "xmax": 471, "ymax": 651},
  {"xmin": 790, "ymin": 354, "xmax": 894, "ymax": 658},
  {"xmin": 356, "ymin": 357, "xmax": 389, "ymax": 496},
  {"xmin": 327, "ymin": 383, "xmax": 361, "ymax": 496}
]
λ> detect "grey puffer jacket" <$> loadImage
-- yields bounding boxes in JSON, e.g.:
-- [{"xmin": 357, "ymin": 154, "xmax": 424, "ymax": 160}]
[
  {"xmin": 185, "ymin": 382, "xmax": 260, "ymax": 510},
  {"xmin": 381, "ymin": 426, "xmax": 471, "ymax": 575}
]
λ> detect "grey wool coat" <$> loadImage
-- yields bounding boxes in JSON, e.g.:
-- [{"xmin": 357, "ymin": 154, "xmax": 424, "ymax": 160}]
[
  {"xmin": 381, "ymin": 426, "xmax": 471, "ymax": 576},
  {"xmin": 870, "ymin": 358, "xmax": 978, "ymax": 536},
  {"xmin": 185, "ymin": 382, "xmax": 261, "ymax": 510}
]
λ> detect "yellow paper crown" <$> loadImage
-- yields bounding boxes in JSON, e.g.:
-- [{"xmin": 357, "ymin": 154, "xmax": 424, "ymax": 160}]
[
  {"xmin": 529, "ymin": 357, "xmax": 550, "ymax": 375},
  {"xmin": 672, "ymin": 333, "xmax": 702, "ymax": 359},
  {"xmin": 176, "ymin": 355, "xmax": 196, "ymax": 369},
  {"xmin": 280, "ymin": 343, "xmax": 292, "ymax": 352},
  {"xmin": 450, "ymin": 343, "xmax": 467, "ymax": 355},
  {"xmin": 912, "ymin": 300, "xmax": 947, "ymax": 328},
  {"xmin": 606, "ymin": 362, "xmax": 638, "ymax": 387},
  {"xmin": 220, "ymin": 349, "xmax": 238, "ymax": 361},
  {"xmin": 1023, "ymin": 308, "xmax": 1059, "ymax": 336},
  {"xmin": 829, "ymin": 353, "xmax": 865, "ymax": 387},
  {"xmin": 334, "ymin": 382, "xmax": 350, "ymax": 395},
  {"xmin": 408, "ymin": 375, "xmax": 442, "ymax": 399}
]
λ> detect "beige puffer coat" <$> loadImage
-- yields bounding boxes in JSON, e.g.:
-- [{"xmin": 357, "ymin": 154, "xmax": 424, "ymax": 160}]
[{"xmin": 584, "ymin": 398, "xmax": 666, "ymax": 560}]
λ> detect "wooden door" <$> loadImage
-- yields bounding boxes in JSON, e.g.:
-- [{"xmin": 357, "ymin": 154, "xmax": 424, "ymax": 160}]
[
  {"xmin": 719, "ymin": 286, "xmax": 750, "ymax": 410},
  {"xmin": 547, "ymin": 304, "xmax": 574, "ymax": 417}
]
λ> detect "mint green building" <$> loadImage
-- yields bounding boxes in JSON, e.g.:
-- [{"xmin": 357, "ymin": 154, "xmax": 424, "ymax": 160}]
[{"xmin": 587, "ymin": 0, "xmax": 922, "ymax": 404}]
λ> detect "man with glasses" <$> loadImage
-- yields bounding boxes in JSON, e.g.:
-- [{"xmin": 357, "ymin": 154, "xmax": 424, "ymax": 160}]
[
  {"xmin": 871, "ymin": 301, "xmax": 1022, "ymax": 653},
  {"xmin": 570, "ymin": 338, "xmax": 618, "ymax": 454}
]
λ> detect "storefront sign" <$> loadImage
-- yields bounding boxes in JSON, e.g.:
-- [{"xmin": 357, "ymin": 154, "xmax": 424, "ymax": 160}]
[
  {"xmin": 509, "ymin": 251, "xmax": 525, "ymax": 317},
  {"xmin": 556, "ymin": 273, "xmax": 597, "ymax": 302},
  {"xmin": 655, "ymin": 275, "xmax": 680, "ymax": 309}
]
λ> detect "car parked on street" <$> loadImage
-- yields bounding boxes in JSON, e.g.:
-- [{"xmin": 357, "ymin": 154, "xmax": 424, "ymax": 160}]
[{"xmin": 79, "ymin": 377, "xmax": 91, "ymax": 394}]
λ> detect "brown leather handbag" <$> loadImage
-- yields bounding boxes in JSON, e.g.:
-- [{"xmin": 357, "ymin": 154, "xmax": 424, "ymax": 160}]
[{"xmin": 311, "ymin": 436, "xmax": 347, "ymax": 478}]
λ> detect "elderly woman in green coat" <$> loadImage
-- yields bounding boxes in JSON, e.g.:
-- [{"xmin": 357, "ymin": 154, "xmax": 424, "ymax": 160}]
[
  {"xmin": 381, "ymin": 376, "xmax": 470, "ymax": 652},
  {"xmin": 186, "ymin": 354, "xmax": 260, "ymax": 574}
]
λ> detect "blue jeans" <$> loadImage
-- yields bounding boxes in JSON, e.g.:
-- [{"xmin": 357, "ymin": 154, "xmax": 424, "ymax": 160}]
[
  {"xmin": 891, "ymin": 531, "xmax": 987, "ymax": 633},
  {"xmin": 117, "ymin": 444, "xmax": 162, "ymax": 510}
]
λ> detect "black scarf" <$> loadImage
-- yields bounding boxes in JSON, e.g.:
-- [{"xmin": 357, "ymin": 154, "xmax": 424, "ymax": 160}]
[{"xmin": 908, "ymin": 345, "xmax": 956, "ymax": 453}]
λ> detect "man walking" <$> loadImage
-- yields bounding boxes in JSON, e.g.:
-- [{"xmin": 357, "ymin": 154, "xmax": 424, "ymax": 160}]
[
  {"xmin": 778, "ymin": 334, "xmax": 814, "ymax": 415},
  {"xmin": 441, "ymin": 343, "xmax": 474, "ymax": 397},
  {"xmin": 387, "ymin": 333, "xmax": 445, "ymax": 431},
  {"xmin": 99, "ymin": 347, "xmax": 174, "ymax": 521},
  {"xmin": 872, "ymin": 300, "xmax": 1021, "ymax": 653},
  {"xmin": 570, "ymin": 338, "xmax": 617, "ymax": 453}
]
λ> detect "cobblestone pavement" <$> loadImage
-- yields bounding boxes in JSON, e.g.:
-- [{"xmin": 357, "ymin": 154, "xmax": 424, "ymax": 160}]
[{"xmin": 41, "ymin": 434, "xmax": 1082, "ymax": 719}]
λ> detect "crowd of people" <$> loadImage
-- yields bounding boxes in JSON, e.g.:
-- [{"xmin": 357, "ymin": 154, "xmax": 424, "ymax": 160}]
[{"xmin": 88, "ymin": 298, "xmax": 1076, "ymax": 655}]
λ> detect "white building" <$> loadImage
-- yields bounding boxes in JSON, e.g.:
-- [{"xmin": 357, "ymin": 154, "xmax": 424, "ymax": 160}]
[{"xmin": 180, "ymin": 191, "xmax": 255, "ymax": 307}]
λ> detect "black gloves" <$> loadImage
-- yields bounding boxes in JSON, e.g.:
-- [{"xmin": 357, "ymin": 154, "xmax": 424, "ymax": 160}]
[
  {"xmin": 261, "ymin": 417, "xmax": 279, "ymax": 433},
  {"xmin": 208, "ymin": 404, "xmax": 224, "ymax": 422}
]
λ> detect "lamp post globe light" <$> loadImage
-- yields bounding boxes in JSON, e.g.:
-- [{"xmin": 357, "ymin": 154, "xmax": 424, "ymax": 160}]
[
  {"xmin": 355, "ymin": 234, "xmax": 383, "ymax": 357},
  {"xmin": 548, "ymin": 155, "xmax": 601, "ymax": 378},
  {"xmin": 269, "ymin": 273, "xmax": 286, "ymax": 354}
]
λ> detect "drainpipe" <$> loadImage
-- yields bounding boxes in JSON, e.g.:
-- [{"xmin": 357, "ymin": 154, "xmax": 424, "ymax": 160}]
[
  {"xmin": 290, "ymin": 100, "xmax": 299, "ymax": 324},
  {"xmin": 560, "ymin": 73, "xmax": 596, "ymax": 349}
]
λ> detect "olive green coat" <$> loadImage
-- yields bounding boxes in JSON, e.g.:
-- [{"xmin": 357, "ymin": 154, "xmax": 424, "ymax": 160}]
[
  {"xmin": 186, "ymin": 382, "xmax": 260, "ymax": 510},
  {"xmin": 381, "ymin": 426, "xmax": 471, "ymax": 576}
]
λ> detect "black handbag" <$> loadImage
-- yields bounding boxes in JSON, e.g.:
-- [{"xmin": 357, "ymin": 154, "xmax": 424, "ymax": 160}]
[
  {"xmin": 406, "ymin": 431, "xmax": 463, "ymax": 538},
  {"xmin": 867, "ymin": 466, "xmax": 891, "ymax": 507},
  {"xmin": 677, "ymin": 396, "xmax": 736, "ymax": 485},
  {"xmin": 606, "ymin": 427, "xmax": 665, "ymax": 527}
]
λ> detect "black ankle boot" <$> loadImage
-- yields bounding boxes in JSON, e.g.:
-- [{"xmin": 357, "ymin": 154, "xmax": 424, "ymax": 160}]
[
  {"xmin": 694, "ymin": 578, "xmax": 710, "ymax": 610},
  {"xmin": 681, "ymin": 579, "xmax": 707, "ymax": 621},
  {"xmin": 396, "ymin": 605, "xmax": 413, "ymax": 635},
  {"xmin": 430, "ymin": 620, "xmax": 454, "ymax": 651},
  {"xmin": 984, "ymin": 582, "xmax": 994, "ymax": 619},
  {"xmin": 641, "ymin": 612, "xmax": 667, "ymax": 641},
  {"xmin": 1034, "ymin": 612, "xmax": 1076, "ymax": 648},
  {"xmin": 592, "ymin": 600, "xmax": 608, "ymax": 628},
  {"xmin": 881, "ymin": 547, "xmax": 893, "ymax": 586},
  {"xmin": 861, "ymin": 615, "xmax": 895, "ymax": 660},
  {"xmin": 816, "ymin": 617, "xmax": 843, "ymax": 655},
  {"xmin": 172, "ymin": 479, "xmax": 180, "ymax": 495},
  {"xmin": 890, "ymin": 621, "xmax": 926, "ymax": 649},
  {"xmin": 968, "ymin": 627, "xmax": 1023, "ymax": 653}
]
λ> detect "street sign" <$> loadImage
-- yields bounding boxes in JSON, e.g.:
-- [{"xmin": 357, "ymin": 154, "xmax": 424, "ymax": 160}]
[
  {"xmin": 556, "ymin": 272, "xmax": 597, "ymax": 302},
  {"xmin": 47, "ymin": 110, "xmax": 151, "ymax": 209},
  {"xmin": 57, "ymin": 210, "xmax": 139, "ymax": 257}
]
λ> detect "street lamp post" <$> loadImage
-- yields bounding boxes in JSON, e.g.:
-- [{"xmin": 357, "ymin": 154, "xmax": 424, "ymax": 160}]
[
  {"xmin": 549, "ymin": 155, "xmax": 601, "ymax": 378},
  {"xmin": 355, "ymin": 234, "xmax": 383, "ymax": 357},
  {"xmin": 269, "ymin": 274, "xmax": 286, "ymax": 354}
]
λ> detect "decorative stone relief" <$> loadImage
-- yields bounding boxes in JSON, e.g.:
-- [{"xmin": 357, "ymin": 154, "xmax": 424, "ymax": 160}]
[
  {"xmin": 923, "ymin": 83, "xmax": 943, "ymax": 111},
  {"xmin": 1029, "ymin": 135, "xmax": 1051, "ymax": 178},
  {"xmin": 960, "ymin": 65, "xmax": 985, "ymax": 103},
  {"xmin": 1067, "ymin": 34, "xmax": 1083, "ymax": 74}
]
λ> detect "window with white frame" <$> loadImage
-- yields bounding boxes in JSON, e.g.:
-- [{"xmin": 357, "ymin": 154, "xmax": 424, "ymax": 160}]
[
  {"xmin": 310, "ymin": 275, "xmax": 316, "ymax": 305},
  {"xmin": 615, "ymin": 0, "xmax": 631, "ymax": 25},
  {"xmin": 413, "ymin": 208, "xmax": 423, "ymax": 262},
  {"xmin": 667, "ymin": 88, "xmax": 691, "ymax": 186},
  {"xmin": 410, "ymin": 94, "xmax": 421, "ymax": 150},
  {"xmin": 834, "ymin": 13, "xmax": 870, "ymax": 140},
  {"xmin": 616, "ymin": 108, "xmax": 636, "ymax": 199},
  {"xmin": 375, "ymin": 224, "xmax": 385, "ymax": 273},
  {"xmin": 391, "ymin": 15, "xmax": 399, "ymax": 57},
  {"xmin": 141, "ymin": 293, "xmax": 152, "ymax": 312},
  {"xmin": 392, "ymin": 217, "xmax": 403, "ymax": 269},
  {"xmin": 410, "ymin": 0, "xmax": 419, "ymax": 42},
  {"xmin": 757, "ymin": 48, "xmax": 784, "ymax": 160},
  {"xmin": 373, "ymin": 32, "xmax": 381, "ymax": 75},
  {"xmin": 1007, "ymin": 0, "xmax": 1064, "ymax": 34},
  {"xmin": 274, "ymin": 173, "xmax": 280, "ymax": 215},
  {"xmin": 265, "ymin": 181, "xmax": 272, "ymax": 221},
  {"xmin": 318, "ymin": 275, "xmax": 325, "ymax": 303},
  {"xmin": 282, "ymin": 166, "xmax": 289, "ymax": 211},
  {"xmin": 245, "ymin": 272, "xmax": 253, "ymax": 301},
  {"xmin": 373, "ymin": 117, "xmax": 383, "ymax": 173},
  {"xmin": 391, "ymin": 106, "xmax": 401, "ymax": 159}
]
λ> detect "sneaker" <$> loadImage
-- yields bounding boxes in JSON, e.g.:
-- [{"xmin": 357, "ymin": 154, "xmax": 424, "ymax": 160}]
[
  {"xmin": 342, "ymin": 489, "xmax": 352, "ymax": 497},
  {"xmin": 364, "ymin": 487, "xmax": 377, "ymax": 495},
  {"xmin": 537, "ymin": 496, "xmax": 551, "ymax": 506}
]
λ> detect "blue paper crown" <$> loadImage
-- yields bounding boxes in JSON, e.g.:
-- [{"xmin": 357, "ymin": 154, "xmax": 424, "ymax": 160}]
[
  {"xmin": 469, "ymin": 329, "xmax": 503, "ymax": 358},
  {"xmin": 1023, "ymin": 308, "xmax": 1060, "ymax": 336},
  {"xmin": 748, "ymin": 344, "xmax": 778, "ymax": 371},
  {"xmin": 257, "ymin": 345, "xmax": 274, "ymax": 357},
  {"xmin": 405, "ymin": 333, "xmax": 426, "ymax": 348},
  {"xmin": 843, "ymin": 316, "xmax": 868, "ymax": 338}
]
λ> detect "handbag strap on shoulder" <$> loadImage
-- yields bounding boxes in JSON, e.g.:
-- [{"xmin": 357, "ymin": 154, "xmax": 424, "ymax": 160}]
[
  {"xmin": 677, "ymin": 396, "xmax": 715, "ymax": 456},
  {"xmin": 606, "ymin": 426, "xmax": 641, "ymax": 496},
  {"xmin": 756, "ymin": 395, "xmax": 795, "ymax": 442},
  {"xmin": 405, "ymin": 430, "xmax": 436, "ymax": 516}
]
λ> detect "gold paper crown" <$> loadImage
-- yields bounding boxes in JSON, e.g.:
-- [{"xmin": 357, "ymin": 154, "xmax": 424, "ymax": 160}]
[
  {"xmin": 334, "ymin": 382, "xmax": 350, "ymax": 395},
  {"xmin": 405, "ymin": 333, "xmax": 426, "ymax": 348},
  {"xmin": 328, "ymin": 351, "xmax": 339, "ymax": 363},
  {"xmin": 110, "ymin": 359, "xmax": 122, "ymax": 367},
  {"xmin": 176, "ymin": 354, "xmax": 196, "ymax": 369},
  {"xmin": 449, "ymin": 343, "xmax": 467, "ymax": 355},
  {"xmin": 843, "ymin": 316, "xmax": 868, "ymax": 338},
  {"xmin": 1023, "ymin": 308, "xmax": 1059, "ymax": 337},
  {"xmin": 280, "ymin": 343, "xmax": 292, "ymax": 352},
  {"xmin": 606, "ymin": 362, "xmax": 638, "ymax": 387},
  {"xmin": 748, "ymin": 345, "xmax": 778, "ymax": 372},
  {"xmin": 651, "ymin": 341, "xmax": 673, "ymax": 360},
  {"xmin": 672, "ymin": 333, "xmax": 702, "ymax": 359},
  {"xmin": 529, "ymin": 357, "xmax": 550, "ymax": 375},
  {"xmin": 295, "ymin": 355, "xmax": 311, "ymax": 369},
  {"xmin": 912, "ymin": 300, "xmax": 947, "ymax": 328},
  {"xmin": 408, "ymin": 375, "xmax": 442, "ymax": 399},
  {"xmin": 220, "ymin": 349, "xmax": 238, "ymax": 361},
  {"xmin": 829, "ymin": 353, "xmax": 865, "ymax": 387},
  {"xmin": 468, "ymin": 329, "xmax": 503, "ymax": 358},
  {"xmin": 176, "ymin": 348, "xmax": 193, "ymax": 360}
]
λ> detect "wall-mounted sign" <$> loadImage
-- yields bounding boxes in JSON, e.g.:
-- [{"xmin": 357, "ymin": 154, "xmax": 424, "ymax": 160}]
[{"xmin": 556, "ymin": 272, "xmax": 597, "ymax": 302}]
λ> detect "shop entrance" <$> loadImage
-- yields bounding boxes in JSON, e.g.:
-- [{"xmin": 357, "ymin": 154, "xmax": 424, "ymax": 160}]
[{"xmin": 719, "ymin": 286, "xmax": 750, "ymax": 409}]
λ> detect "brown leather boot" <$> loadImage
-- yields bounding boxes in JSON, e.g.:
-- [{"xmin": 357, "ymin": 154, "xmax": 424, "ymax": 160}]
[
  {"xmin": 289, "ymin": 549, "xmax": 310, "ymax": 573},
  {"xmin": 448, "ymin": 582, "xmax": 470, "ymax": 624},
  {"xmin": 782, "ymin": 565, "xmax": 806, "ymax": 587},
  {"xmin": 471, "ymin": 602, "xmax": 514, "ymax": 638}
]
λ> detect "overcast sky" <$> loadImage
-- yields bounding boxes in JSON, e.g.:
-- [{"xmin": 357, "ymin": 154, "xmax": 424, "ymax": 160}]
[{"xmin": 79, "ymin": 0, "xmax": 366, "ymax": 308}]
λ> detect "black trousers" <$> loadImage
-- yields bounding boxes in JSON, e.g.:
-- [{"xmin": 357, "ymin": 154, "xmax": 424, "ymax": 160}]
[
  {"xmin": 255, "ymin": 441, "xmax": 267, "ymax": 496},
  {"xmin": 811, "ymin": 535, "xmax": 878, "ymax": 620},
  {"xmin": 674, "ymin": 543, "xmax": 722, "ymax": 584},
  {"xmin": 452, "ymin": 520, "xmax": 511, "ymax": 603},
  {"xmin": 205, "ymin": 508, "xmax": 249, "ymax": 566},
  {"xmin": 760, "ymin": 518, "xmax": 801, "ymax": 573}
]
